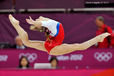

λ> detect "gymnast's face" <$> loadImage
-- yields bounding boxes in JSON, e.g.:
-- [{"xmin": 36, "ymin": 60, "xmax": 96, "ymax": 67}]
[
  {"xmin": 30, "ymin": 25, "xmax": 44, "ymax": 32},
  {"xmin": 36, "ymin": 26, "xmax": 45, "ymax": 32}
]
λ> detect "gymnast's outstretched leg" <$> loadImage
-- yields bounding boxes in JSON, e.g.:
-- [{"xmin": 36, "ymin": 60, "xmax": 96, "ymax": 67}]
[
  {"xmin": 50, "ymin": 33, "xmax": 110, "ymax": 55},
  {"xmin": 9, "ymin": 14, "xmax": 47, "ymax": 52}
]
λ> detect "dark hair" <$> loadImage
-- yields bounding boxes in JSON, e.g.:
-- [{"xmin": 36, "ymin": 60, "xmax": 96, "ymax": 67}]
[
  {"xmin": 49, "ymin": 56, "xmax": 58, "ymax": 64},
  {"xmin": 19, "ymin": 56, "xmax": 29, "ymax": 68}
]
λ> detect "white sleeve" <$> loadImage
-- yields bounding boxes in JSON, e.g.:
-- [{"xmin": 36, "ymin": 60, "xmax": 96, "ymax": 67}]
[
  {"xmin": 41, "ymin": 21, "xmax": 49, "ymax": 27},
  {"xmin": 41, "ymin": 20, "xmax": 58, "ymax": 37}
]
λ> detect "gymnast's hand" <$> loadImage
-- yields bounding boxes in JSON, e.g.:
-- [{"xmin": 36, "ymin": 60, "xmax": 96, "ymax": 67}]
[{"xmin": 26, "ymin": 16, "xmax": 35, "ymax": 25}]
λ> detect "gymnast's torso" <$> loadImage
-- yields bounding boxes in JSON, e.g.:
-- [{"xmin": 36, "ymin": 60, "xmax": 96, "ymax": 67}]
[{"xmin": 41, "ymin": 19, "xmax": 64, "ymax": 53}]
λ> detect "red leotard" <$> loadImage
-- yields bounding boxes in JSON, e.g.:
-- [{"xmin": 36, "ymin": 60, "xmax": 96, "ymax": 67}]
[{"xmin": 44, "ymin": 23, "xmax": 64, "ymax": 53}]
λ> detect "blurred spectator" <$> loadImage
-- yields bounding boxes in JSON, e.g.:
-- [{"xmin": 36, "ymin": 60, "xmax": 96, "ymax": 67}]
[
  {"xmin": 95, "ymin": 16, "xmax": 114, "ymax": 48},
  {"xmin": 0, "ymin": 42, "xmax": 11, "ymax": 49},
  {"xmin": 18, "ymin": 56, "xmax": 30, "ymax": 69},
  {"xmin": 49, "ymin": 57, "xmax": 59, "ymax": 69},
  {"xmin": 11, "ymin": 36, "xmax": 26, "ymax": 49}
]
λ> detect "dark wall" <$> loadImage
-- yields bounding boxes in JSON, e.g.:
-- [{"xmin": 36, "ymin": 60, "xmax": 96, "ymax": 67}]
[{"xmin": 0, "ymin": 0, "xmax": 85, "ymax": 9}]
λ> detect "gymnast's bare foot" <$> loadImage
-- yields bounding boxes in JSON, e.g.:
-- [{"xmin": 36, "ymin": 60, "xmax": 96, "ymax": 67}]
[
  {"xmin": 9, "ymin": 14, "xmax": 19, "ymax": 26},
  {"xmin": 97, "ymin": 32, "xmax": 110, "ymax": 42}
]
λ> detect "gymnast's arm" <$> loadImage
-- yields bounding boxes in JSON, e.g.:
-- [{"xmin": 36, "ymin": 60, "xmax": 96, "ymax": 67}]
[
  {"xmin": 36, "ymin": 16, "xmax": 51, "ymax": 21},
  {"xmin": 26, "ymin": 17, "xmax": 42, "ymax": 27}
]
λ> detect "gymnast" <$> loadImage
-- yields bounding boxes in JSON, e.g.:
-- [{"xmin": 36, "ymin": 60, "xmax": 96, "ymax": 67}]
[{"xmin": 9, "ymin": 14, "xmax": 110, "ymax": 55}]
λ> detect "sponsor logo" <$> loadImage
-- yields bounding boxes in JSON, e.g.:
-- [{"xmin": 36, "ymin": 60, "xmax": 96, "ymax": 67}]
[
  {"xmin": 48, "ymin": 54, "xmax": 83, "ymax": 61},
  {"xmin": 19, "ymin": 53, "xmax": 37, "ymax": 62},
  {"xmin": 94, "ymin": 52, "xmax": 112, "ymax": 62},
  {"xmin": 70, "ymin": 54, "xmax": 83, "ymax": 61}
]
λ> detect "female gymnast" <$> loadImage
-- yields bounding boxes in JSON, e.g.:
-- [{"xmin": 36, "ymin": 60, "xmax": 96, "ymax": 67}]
[{"xmin": 9, "ymin": 14, "xmax": 110, "ymax": 55}]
